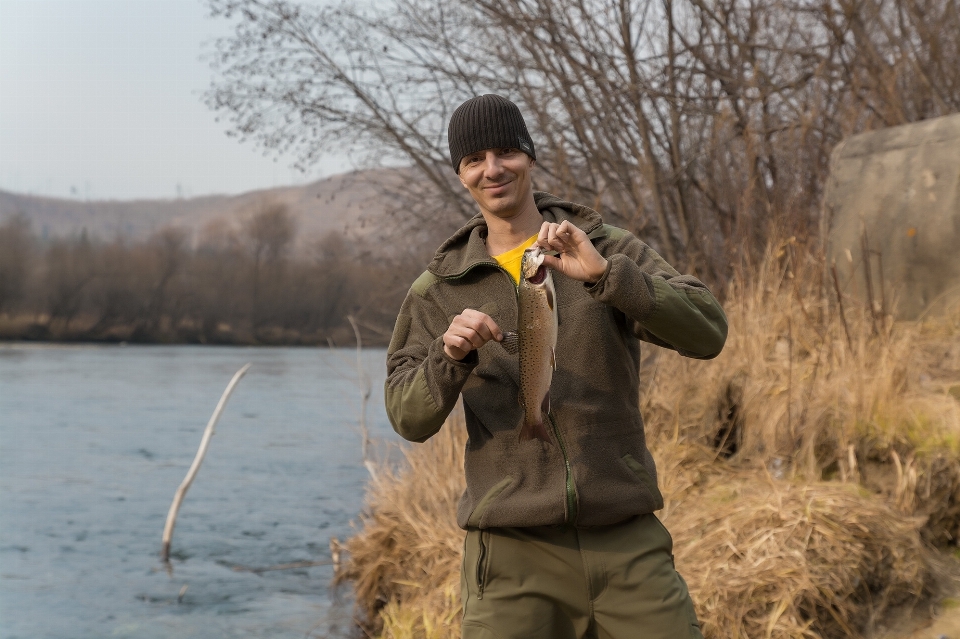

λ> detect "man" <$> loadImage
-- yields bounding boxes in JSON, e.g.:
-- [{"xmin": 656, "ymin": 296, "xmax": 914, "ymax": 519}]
[{"xmin": 385, "ymin": 94, "xmax": 726, "ymax": 639}]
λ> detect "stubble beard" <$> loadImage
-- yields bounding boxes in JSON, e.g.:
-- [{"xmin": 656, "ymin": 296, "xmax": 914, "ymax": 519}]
[{"xmin": 479, "ymin": 176, "xmax": 527, "ymax": 220}]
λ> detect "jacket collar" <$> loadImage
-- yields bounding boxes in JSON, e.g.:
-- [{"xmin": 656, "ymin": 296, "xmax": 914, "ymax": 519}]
[{"xmin": 427, "ymin": 191, "xmax": 607, "ymax": 278}]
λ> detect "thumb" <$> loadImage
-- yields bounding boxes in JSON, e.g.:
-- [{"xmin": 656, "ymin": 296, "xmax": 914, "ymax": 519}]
[{"xmin": 540, "ymin": 254, "xmax": 562, "ymax": 271}]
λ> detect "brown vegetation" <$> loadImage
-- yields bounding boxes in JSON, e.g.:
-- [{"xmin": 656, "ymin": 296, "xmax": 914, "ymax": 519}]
[
  {"xmin": 338, "ymin": 251, "xmax": 960, "ymax": 639},
  {"xmin": 0, "ymin": 205, "xmax": 419, "ymax": 345}
]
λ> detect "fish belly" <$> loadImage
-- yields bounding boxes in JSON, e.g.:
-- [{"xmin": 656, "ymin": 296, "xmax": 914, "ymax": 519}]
[{"xmin": 517, "ymin": 274, "xmax": 558, "ymax": 443}]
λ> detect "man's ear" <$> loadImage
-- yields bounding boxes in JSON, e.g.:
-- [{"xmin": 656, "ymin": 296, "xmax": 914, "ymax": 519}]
[{"xmin": 458, "ymin": 173, "xmax": 467, "ymax": 188}]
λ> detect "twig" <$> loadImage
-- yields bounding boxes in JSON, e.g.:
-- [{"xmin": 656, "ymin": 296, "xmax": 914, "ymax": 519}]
[
  {"xmin": 830, "ymin": 261, "xmax": 853, "ymax": 352},
  {"xmin": 347, "ymin": 315, "xmax": 374, "ymax": 472},
  {"xmin": 860, "ymin": 222, "xmax": 879, "ymax": 335},
  {"xmin": 161, "ymin": 363, "xmax": 251, "ymax": 563},
  {"xmin": 787, "ymin": 314, "xmax": 793, "ymax": 443}
]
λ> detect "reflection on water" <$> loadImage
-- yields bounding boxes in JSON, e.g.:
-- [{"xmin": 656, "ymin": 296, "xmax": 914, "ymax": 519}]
[{"xmin": 0, "ymin": 344, "xmax": 396, "ymax": 639}]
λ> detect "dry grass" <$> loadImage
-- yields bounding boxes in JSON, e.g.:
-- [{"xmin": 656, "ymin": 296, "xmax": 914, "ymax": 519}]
[
  {"xmin": 671, "ymin": 476, "xmax": 929, "ymax": 638},
  {"xmin": 335, "ymin": 412, "xmax": 469, "ymax": 639},
  {"xmin": 339, "ymin": 246, "xmax": 960, "ymax": 638},
  {"xmin": 642, "ymin": 241, "xmax": 960, "ymax": 543}
]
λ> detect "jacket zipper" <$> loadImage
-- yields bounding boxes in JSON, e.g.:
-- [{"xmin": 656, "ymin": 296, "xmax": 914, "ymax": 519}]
[
  {"xmin": 444, "ymin": 262, "xmax": 578, "ymax": 524},
  {"xmin": 547, "ymin": 414, "xmax": 577, "ymax": 524}
]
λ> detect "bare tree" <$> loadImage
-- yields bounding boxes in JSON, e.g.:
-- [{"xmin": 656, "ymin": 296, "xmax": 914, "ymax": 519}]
[
  {"xmin": 206, "ymin": 0, "xmax": 960, "ymax": 284},
  {"xmin": 243, "ymin": 201, "xmax": 296, "ymax": 331},
  {"xmin": 0, "ymin": 215, "xmax": 33, "ymax": 315}
]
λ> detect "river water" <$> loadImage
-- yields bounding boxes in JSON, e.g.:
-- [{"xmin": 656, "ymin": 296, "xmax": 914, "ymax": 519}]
[{"xmin": 0, "ymin": 344, "xmax": 397, "ymax": 639}]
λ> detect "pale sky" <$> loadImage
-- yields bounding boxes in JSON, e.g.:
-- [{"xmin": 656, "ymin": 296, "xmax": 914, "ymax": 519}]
[{"xmin": 0, "ymin": 0, "xmax": 349, "ymax": 201}]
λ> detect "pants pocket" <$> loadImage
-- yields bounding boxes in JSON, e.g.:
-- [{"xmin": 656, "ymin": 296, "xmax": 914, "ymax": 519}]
[
  {"xmin": 476, "ymin": 529, "xmax": 491, "ymax": 599},
  {"xmin": 462, "ymin": 528, "xmax": 492, "ymax": 602}
]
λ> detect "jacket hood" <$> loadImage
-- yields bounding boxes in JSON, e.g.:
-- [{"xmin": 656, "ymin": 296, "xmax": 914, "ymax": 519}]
[{"xmin": 427, "ymin": 191, "xmax": 606, "ymax": 278}]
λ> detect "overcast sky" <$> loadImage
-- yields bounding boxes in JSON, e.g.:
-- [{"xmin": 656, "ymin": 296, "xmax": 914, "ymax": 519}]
[{"xmin": 0, "ymin": 0, "xmax": 349, "ymax": 201}]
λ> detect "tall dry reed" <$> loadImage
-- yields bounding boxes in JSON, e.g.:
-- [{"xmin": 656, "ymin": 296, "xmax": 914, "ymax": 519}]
[{"xmin": 642, "ymin": 241, "xmax": 960, "ymax": 542}]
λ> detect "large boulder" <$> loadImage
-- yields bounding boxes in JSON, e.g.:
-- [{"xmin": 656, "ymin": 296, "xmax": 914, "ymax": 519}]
[{"xmin": 824, "ymin": 113, "xmax": 960, "ymax": 319}]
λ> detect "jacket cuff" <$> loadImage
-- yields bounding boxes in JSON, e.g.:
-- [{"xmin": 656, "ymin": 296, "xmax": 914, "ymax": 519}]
[
  {"xmin": 426, "ymin": 335, "xmax": 478, "ymax": 395},
  {"xmin": 584, "ymin": 253, "xmax": 658, "ymax": 321}
]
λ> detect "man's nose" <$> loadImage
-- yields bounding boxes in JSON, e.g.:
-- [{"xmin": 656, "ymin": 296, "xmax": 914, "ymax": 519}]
[{"xmin": 482, "ymin": 153, "xmax": 504, "ymax": 178}]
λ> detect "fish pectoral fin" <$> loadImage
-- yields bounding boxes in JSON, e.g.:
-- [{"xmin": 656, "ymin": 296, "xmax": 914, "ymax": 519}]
[
  {"xmin": 550, "ymin": 346, "xmax": 556, "ymax": 371},
  {"xmin": 541, "ymin": 392, "xmax": 550, "ymax": 416},
  {"xmin": 519, "ymin": 420, "xmax": 553, "ymax": 445},
  {"xmin": 499, "ymin": 331, "xmax": 519, "ymax": 355}
]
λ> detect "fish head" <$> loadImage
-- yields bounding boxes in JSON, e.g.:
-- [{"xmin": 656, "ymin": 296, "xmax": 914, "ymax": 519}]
[{"xmin": 520, "ymin": 246, "xmax": 548, "ymax": 285}]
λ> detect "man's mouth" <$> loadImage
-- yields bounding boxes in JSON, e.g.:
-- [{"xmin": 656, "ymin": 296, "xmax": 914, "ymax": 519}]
[{"xmin": 483, "ymin": 180, "xmax": 513, "ymax": 194}]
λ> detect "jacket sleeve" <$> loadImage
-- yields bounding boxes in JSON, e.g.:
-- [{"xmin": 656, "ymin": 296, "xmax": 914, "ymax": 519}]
[
  {"xmin": 384, "ymin": 281, "xmax": 478, "ymax": 442},
  {"xmin": 585, "ymin": 227, "xmax": 728, "ymax": 359}
]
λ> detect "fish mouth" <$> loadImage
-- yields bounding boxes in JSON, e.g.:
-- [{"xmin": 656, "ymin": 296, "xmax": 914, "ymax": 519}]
[
  {"xmin": 521, "ymin": 246, "xmax": 545, "ymax": 280},
  {"xmin": 526, "ymin": 265, "xmax": 548, "ymax": 285}
]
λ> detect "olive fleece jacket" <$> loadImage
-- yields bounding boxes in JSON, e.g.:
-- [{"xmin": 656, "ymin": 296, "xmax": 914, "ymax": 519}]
[{"xmin": 385, "ymin": 192, "xmax": 727, "ymax": 529}]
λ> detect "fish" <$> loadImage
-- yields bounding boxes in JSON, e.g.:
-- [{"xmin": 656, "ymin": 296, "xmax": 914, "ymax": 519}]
[{"xmin": 501, "ymin": 245, "xmax": 558, "ymax": 443}]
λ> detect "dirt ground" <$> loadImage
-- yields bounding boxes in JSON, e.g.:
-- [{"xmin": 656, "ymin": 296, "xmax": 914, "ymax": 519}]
[{"xmin": 876, "ymin": 551, "xmax": 960, "ymax": 639}]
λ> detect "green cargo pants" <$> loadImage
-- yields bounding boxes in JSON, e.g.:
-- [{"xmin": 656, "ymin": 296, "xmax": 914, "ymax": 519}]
[{"xmin": 460, "ymin": 513, "xmax": 703, "ymax": 639}]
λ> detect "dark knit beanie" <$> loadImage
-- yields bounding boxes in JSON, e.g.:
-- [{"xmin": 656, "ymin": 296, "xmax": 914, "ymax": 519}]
[{"xmin": 447, "ymin": 94, "xmax": 536, "ymax": 172}]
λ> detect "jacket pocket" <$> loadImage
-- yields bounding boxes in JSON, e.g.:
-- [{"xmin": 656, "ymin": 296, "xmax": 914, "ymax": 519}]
[
  {"xmin": 466, "ymin": 477, "xmax": 513, "ymax": 528},
  {"xmin": 621, "ymin": 453, "xmax": 665, "ymax": 510}
]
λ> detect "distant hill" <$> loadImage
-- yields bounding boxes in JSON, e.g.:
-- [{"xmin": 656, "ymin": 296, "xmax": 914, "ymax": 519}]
[{"xmin": 0, "ymin": 169, "xmax": 403, "ymax": 246}]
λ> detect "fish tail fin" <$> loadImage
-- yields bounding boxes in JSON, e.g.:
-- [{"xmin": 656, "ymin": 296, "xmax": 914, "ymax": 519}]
[{"xmin": 519, "ymin": 420, "xmax": 553, "ymax": 444}]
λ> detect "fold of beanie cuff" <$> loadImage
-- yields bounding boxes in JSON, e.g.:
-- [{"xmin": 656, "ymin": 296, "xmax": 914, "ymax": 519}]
[{"xmin": 448, "ymin": 95, "xmax": 536, "ymax": 172}]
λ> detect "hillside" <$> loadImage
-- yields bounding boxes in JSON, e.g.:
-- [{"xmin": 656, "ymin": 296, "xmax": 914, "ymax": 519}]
[{"xmin": 0, "ymin": 169, "xmax": 402, "ymax": 245}]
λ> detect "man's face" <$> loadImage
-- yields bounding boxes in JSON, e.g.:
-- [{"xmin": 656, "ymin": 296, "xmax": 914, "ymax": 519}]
[{"xmin": 457, "ymin": 148, "xmax": 535, "ymax": 219}]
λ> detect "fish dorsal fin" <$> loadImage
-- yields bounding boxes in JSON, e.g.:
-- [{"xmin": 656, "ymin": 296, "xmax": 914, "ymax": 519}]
[
  {"xmin": 541, "ymin": 392, "xmax": 550, "ymax": 415},
  {"xmin": 499, "ymin": 331, "xmax": 519, "ymax": 355},
  {"xmin": 550, "ymin": 346, "xmax": 556, "ymax": 370}
]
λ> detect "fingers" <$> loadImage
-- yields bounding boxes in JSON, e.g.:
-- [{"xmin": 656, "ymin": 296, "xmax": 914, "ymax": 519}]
[
  {"xmin": 538, "ymin": 220, "xmax": 584, "ymax": 254},
  {"xmin": 443, "ymin": 309, "xmax": 503, "ymax": 360},
  {"xmin": 536, "ymin": 220, "xmax": 608, "ymax": 283}
]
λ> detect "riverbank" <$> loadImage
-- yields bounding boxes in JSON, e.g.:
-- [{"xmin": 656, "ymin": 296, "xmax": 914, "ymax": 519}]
[
  {"xmin": 337, "ymin": 251, "xmax": 960, "ymax": 639},
  {"xmin": 0, "ymin": 314, "xmax": 391, "ymax": 347}
]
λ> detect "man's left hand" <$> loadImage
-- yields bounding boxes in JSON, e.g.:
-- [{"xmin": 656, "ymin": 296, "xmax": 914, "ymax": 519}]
[{"xmin": 537, "ymin": 220, "xmax": 608, "ymax": 284}]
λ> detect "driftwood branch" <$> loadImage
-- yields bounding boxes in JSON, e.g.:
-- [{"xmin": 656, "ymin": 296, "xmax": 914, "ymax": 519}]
[
  {"xmin": 346, "ymin": 315, "xmax": 377, "ymax": 482},
  {"xmin": 161, "ymin": 362, "xmax": 252, "ymax": 562}
]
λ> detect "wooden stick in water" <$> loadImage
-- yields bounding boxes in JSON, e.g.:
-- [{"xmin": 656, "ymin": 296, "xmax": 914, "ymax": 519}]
[{"xmin": 161, "ymin": 363, "xmax": 252, "ymax": 563}]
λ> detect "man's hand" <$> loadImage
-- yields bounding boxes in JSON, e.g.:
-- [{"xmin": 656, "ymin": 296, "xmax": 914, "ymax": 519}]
[
  {"xmin": 443, "ymin": 309, "xmax": 503, "ymax": 361},
  {"xmin": 537, "ymin": 220, "xmax": 608, "ymax": 284}
]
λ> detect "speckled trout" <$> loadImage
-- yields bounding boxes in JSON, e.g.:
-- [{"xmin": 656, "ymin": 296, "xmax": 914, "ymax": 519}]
[{"xmin": 501, "ymin": 245, "xmax": 558, "ymax": 443}]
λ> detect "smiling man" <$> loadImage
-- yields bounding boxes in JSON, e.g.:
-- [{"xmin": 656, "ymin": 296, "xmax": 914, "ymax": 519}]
[{"xmin": 385, "ymin": 94, "xmax": 727, "ymax": 639}]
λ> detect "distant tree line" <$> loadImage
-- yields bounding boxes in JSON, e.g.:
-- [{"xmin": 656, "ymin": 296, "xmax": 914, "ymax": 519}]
[
  {"xmin": 207, "ymin": 0, "xmax": 960, "ymax": 286},
  {"xmin": 0, "ymin": 204, "xmax": 421, "ymax": 346}
]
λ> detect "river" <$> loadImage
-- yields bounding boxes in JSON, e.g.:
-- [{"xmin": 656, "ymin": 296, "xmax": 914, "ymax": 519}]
[{"xmin": 0, "ymin": 344, "xmax": 397, "ymax": 639}]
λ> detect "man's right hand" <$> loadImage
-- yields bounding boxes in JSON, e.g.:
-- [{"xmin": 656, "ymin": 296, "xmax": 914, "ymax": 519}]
[{"xmin": 442, "ymin": 309, "xmax": 503, "ymax": 361}]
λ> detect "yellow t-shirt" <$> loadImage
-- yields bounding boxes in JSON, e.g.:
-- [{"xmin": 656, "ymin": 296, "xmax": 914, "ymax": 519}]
[{"xmin": 493, "ymin": 234, "xmax": 540, "ymax": 285}]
